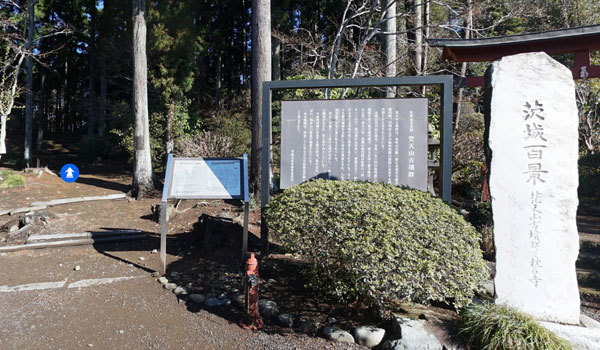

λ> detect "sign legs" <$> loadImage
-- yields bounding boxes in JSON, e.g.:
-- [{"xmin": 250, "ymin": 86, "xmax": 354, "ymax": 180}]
[{"xmin": 160, "ymin": 201, "xmax": 167, "ymax": 275}]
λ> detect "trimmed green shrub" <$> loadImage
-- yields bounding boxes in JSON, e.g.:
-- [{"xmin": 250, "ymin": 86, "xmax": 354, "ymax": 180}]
[
  {"xmin": 459, "ymin": 302, "xmax": 572, "ymax": 350},
  {"xmin": 265, "ymin": 179, "xmax": 488, "ymax": 309}
]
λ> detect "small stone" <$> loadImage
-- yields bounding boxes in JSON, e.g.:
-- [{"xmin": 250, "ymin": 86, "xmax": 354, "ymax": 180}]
[
  {"xmin": 231, "ymin": 288, "xmax": 240, "ymax": 293},
  {"xmin": 151, "ymin": 272, "xmax": 159, "ymax": 278},
  {"xmin": 278, "ymin": 313, "xmax": 293, "ymax": 328},
  {"xmin": 139, "ymin": 257, "xmax": 145, "ymax": 261},
  {"xmin": 157, "ymin": 277, "xmax": 169, "ymax": 285},
  {"xmin": 323, "ymin": 326, "xmax": 354, "ymax": 344},
  {"xmin": 205, "ymin": 297, "xmax": 230, "ymax": 307},
  {"xmin": 164, "ymin": 283, "xmax": 177, "ymax": 291},
  {"xmin": 59, "ymin": 263, "xmax": 63, "ymax": 267},
  {"xmin": 151, "ymin": 249, "xmax": 158, "ymax": 254},
  {"xmin": 189, "ymin": 294, "xmax": 206, "ymax": 304},
  {"xmin": 327, "ymin": 317, "xmax": 337, "ymax": 325},
  {"xmin": 87, "ymin": 344, "xmax": 93, "ymax": 347},
  {"xmin": 119, "ymin": 330, "xmax": 124, "ymax": 334},
  {"xmin": 218, "ymin": 292, "xmax": 227, "ymax": 299},
  {"xmin": 74, "ymin": 265, "xmax": 81, "ymax": 271},
  {"xmin": 389, "ymin": 318, "xmax": 442, "ymax": 350},
  {"xmin": 173, "ymin": 286, "xmax": 188, "ymax": 296},
  {"xmin": 232, "ymin": 293, "xmax": 245, "ymax": 309},
  {"xmin": 258, "ymin": 299, "xmax": 279, "ymax": 320},
  {"xmin": 354, "ymin": 326, "xmax": 385, "ymax": 348}
]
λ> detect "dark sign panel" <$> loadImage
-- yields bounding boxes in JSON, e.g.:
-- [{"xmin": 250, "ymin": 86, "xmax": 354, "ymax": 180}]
[{"xmin": 280, "ymin": 98, "xmax": 428, "ymax": 190}]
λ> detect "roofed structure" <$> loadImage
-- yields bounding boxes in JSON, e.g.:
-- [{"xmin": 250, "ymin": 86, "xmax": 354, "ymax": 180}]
[{"xmin": 427, "ymin": 25, "xmax": 600, "ymax": 87}]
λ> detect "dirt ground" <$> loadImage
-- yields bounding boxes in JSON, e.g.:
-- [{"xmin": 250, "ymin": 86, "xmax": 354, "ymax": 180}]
[
  {"xmin": 0, "ymin": 134, "xmax": 599, "ymax": 349},
  {"xmin": 0, "ymin": 168, "xmax": 371, "ymax": 349}
]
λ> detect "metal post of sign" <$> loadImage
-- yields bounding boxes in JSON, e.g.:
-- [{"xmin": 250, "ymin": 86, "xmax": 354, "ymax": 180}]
[
  {"xmin": 242, "ymin": 154, "xmax": 250, "ymax": 264},
  {"xmin": 259, "ymin": 76, "xmax": 454, "ymax": 253},
  {"xmin": 160, "ymin": 153, "xmax": 174, "ymax": 275}
]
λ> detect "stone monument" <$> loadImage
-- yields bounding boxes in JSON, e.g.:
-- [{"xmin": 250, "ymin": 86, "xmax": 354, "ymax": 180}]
[{"xmin": 485, "ymin": 52, "xmax": 580, "ymax": 324}]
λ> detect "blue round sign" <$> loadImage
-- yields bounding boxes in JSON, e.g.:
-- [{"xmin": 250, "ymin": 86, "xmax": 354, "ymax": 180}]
[{"xmin": 60, "ymin": 164, "xmax": 79, "ymax": 183}]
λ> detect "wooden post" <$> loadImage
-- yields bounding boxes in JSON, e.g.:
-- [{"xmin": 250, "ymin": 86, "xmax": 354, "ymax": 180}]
[{"xmin": 160, "ymin": 201, "xmax": 167, "ymax": 275}]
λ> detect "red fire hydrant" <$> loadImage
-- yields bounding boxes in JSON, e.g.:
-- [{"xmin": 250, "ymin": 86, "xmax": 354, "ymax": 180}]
[{"xmin": 240, "ymin": 253, "xmax": 263, "ymax": 330}]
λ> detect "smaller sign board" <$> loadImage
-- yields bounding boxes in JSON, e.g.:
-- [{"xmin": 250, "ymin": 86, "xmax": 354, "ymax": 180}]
[
  {"xmin": 159, "ymin": 154, "xmax": 250, "ymax": 274},
  {"xmin": 163, "ymin": 157, "xmax": 246, "ymax": 200}
]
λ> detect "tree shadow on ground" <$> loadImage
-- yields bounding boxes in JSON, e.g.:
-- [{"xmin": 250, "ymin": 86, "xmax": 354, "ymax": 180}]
[{"xmin": 76, "ymin": 176, "xmax": 130, "ymax": 193}]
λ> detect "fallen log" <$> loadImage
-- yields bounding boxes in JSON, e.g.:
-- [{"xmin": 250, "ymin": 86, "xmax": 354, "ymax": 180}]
[
  {"xmin": 0, "ymin": 233, "xmax": 148, "ymax": 253},
  {"xmin": 30, "ymin": 193, "xmax": 126, "ymax": 207},
  {"xmin": 27, "ymin": 229, "xmax": 141, "ymax": 243}
]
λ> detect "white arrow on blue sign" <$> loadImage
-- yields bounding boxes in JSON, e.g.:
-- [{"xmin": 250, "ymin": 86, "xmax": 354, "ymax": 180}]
[{"xmin": 60, "ymin": 164, "xmax": 79, "ymax": 183}]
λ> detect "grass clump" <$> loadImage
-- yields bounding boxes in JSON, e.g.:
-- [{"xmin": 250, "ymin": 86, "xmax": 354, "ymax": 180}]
[
  {"xmin": 0, "ymin": 170, "xmax": 25, "ymax": 189},
  {"xmin": 459, "ymin": 303, "xmax": 572, "ymax": 350}
]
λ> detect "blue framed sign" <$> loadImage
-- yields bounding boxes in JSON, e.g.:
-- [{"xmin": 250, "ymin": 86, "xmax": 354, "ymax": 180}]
[
  {"xmin": 159, "ymin": 154, "xmax": 250, "ymax": 273},
  {"xmin": 163, "ymin": 157, "xmax": 248, "ymax": 200}
]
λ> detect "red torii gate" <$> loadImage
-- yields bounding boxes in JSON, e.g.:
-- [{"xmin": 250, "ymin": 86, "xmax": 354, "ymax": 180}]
[
  {"xmin": 427, "ymin": 24, "xmax": 600, "ymax": 88},
  {"xmin": 427, "ymin": 25, "xmax": 600, "ymax": 200}
]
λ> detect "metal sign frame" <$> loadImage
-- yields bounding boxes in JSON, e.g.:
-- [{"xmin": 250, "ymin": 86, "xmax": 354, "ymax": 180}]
[
  {"xmin": 260, "ymin": 76, "xmax": 454, "ymax": 251},
  {"xmin": 160, "ymin": 154, "xmax": 250, "ymax": 274}
]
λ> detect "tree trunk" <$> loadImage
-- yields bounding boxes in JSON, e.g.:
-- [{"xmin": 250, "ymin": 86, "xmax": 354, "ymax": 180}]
[
  {"xmin": 384, "ymin": 0, "xmax": 397, "ymax": 97},
  {"xmin": 98, "ymin": 63, "xmax": 107, "ymax": 137},
  {"xmin": 24, "ymin": 0, "xmax": 34, "ymax": 167},
  {"xmin": 414, "ymin": 0, "xmax": 422, "ymax": 75},
  {"xmin": 88, "ymin": 0, "xmax": 97, "ymax": 139},
  {"xmin": 165, "ymin": 101, "xmax": 174, "ymax": 154},
  {"xmin": 272, "ymin": 36, "xmax": 281, "ymax": 81},
  {"xmin": 455, "ymin": 0, "xmax": 473, "ymax": 133},
  {"xmin": 216, "ymin": 53, "xmax": 221, "ymax": 111},
  {"xmin": 250, "ymin": 0, "xmax": 271, "ymax": 199},
  {"xmin": 37, "ymin": 69, "xmax": 46, "ymax": 151},
  {"xmin": 131, "ymin": 0, "xmax": 156, "ymax": 199}
]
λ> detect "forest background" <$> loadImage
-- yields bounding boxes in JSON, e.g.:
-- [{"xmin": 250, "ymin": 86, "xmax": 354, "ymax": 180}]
[{"xmin": 0, "ymin": 0, "xmax": 599, "ymax": 201}]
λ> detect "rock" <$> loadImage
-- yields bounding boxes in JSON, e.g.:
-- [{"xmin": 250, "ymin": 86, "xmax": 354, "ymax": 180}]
[
  {"xmin": 296, "ymin": 318, "xmax": 318, "ymax": 334},
  {"xmin": 278, "ymin": 313, "xmax": 293, "ymax": 328},
  {"xmin": 486, "ymin": 52, "xmax": 580, "ymax": 324},
  {"xmin": 354, "ymin": 326, "xmax": 385, "ymax": 348},
  {"xmin": 189, "ymin": 294, "xmax": 205, "ymax": 304},
  {"xmin": 173, "ymin": 286, "xmax": 188, "ymax": 296},
  {"xmin": 232, "ymin": 293, "xmax": 245, "ymax": 309},
  {"xmin": 164, "ymin": 283, "xmax": 177, "ymax": 291},
  {"xmin": 218, "ymin": 292, "xmax": 227, "ymax": 299},
  {"xmin": 541, "ymin": 319, "xmax": 600, "ymax": 350},
  {"xmin": 205, "ymin": 297, "xmax": 231, "ymax": 307},
  {"xmin": 151, "ymin": 249, "xmax": 158, "ymax": 254},
  {"xmin": 139, "ymin": 257, "xmax": 145, "ymax": 261},
  {"xmin": 151, "ymin": 272, "xmax": 159, "ymax": 278},
  {"xmin": 258, "ymin": 299, "xmax": 279, "ymax": 320},
  {"xmin": 327, "ymin": 317, "xmax": 337, "ymax": 325},
  {"xmin": 323, "ymin": 326, "xmax": 354, "ymax": 344},
  {"xmin": 74, "ymin": 265, "xmax": 81, "ymax": 271},
  {"xmin": 389, "ymin": 318, "xmax": 443, "ymax": 350},
  {"xmin": 157, "ymin": 277, "xmax": 169, "ymax": 285},
  {"xmin": 482, "ymin": 280, "xmax": 495, "ymax": 297}
]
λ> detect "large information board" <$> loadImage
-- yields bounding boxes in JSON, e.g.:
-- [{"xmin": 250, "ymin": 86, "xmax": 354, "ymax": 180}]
[{"xmin": 280, "ymin": 98, "xmax": 428, "ymax": 191}]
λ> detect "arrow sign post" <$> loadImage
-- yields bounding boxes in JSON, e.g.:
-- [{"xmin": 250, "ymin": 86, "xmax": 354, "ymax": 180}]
[{"xmin": 60, "ymin": 164, "xmax": 79, "ymax": 183}]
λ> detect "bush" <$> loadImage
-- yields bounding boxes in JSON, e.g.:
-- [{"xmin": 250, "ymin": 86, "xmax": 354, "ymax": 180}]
[
  {"xmin": 579, "ymin": 153, "xmax": 600, "ymax": 202},
  {"xmin": 466, "ymin": 202, "xmax": 495, "ymax": 261},
  {"xmin": 0, "ymin": 171, "xmax": 25, "ymax": 189},
  {"xmin": 265, "ymin": 179, "xmax": 488, "ymax": 309},
  {"xmin": 175, "ymin": 131, "xmax": 233, "ymax": 158},
  {"xmin": 459, "ymin": 302, "xmax": 572, "ymax": 350}
]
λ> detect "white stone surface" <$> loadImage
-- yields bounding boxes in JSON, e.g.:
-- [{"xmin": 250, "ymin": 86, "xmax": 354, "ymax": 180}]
[
  {"xmin": 541, "ymin": 320, "xmax": 600, "ymax": 350},
  {"xmin": 487, "ymin": 52, "xmax": 580, "ymax": 324},
  {"xmin": 354, "ymin": 326, "xmax": 385, "ymax": 348}
]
